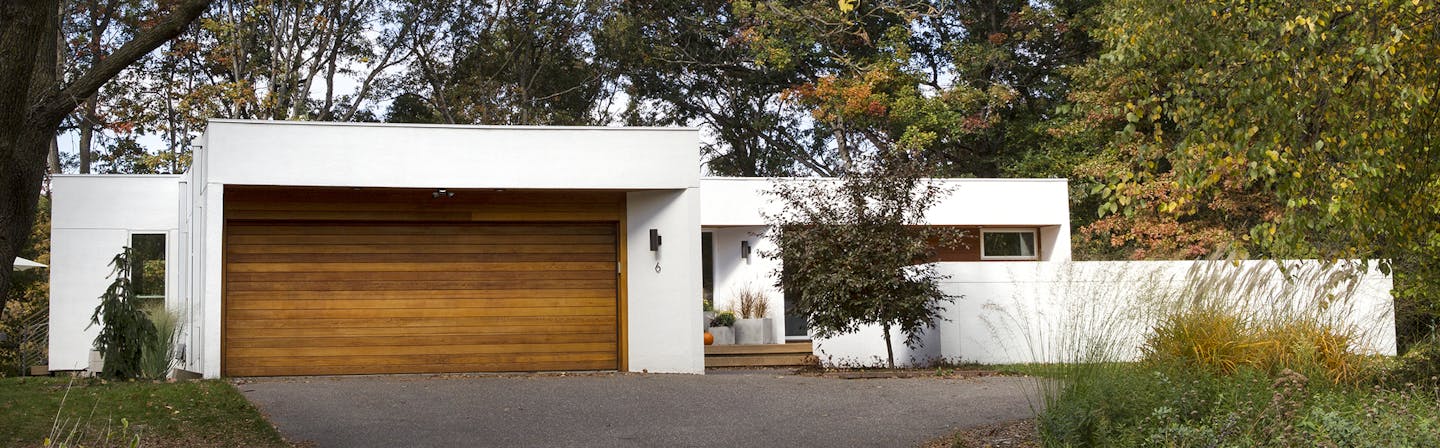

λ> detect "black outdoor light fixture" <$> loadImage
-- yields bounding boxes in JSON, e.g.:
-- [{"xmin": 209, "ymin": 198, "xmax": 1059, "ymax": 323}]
[
  {"xmin": 649, "ymin": 229, "xmax": 662, "ymax": 251},
  {"xmin": 432, "ymin": 188, "xmax": 455, "ymax": 199},
  {"xmin": 740, "ymin": 240, "xmax": 752, "ymax": 261}
]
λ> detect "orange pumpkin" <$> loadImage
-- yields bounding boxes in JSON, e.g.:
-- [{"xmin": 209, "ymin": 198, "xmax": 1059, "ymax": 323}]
[{"xmin": 703, "ymin": 332, "xmax": 715, "ymax": 345}]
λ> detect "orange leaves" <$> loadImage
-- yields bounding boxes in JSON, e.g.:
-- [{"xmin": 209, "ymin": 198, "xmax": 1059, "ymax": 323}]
[{"xmin": 786, "ymin": 73, "xmax": 891, "ymax": 123}]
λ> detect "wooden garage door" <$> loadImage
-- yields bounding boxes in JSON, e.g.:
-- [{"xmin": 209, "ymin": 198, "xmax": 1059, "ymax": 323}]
[{"xmin": 223, "ymin": 221, "xmax": 619, "ymax": 376}]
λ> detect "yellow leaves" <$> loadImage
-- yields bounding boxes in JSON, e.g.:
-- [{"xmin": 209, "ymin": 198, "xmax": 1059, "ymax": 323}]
[{"xmin": 837, "ymin": 0, "xmax": 857, "ymax": 13}]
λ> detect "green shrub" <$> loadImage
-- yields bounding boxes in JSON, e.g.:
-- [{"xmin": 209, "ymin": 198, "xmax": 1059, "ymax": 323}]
[
  {"xmin": 713, "ymin": 311, "xmax": 737, "ymax": 327},
  {"xmin": 1387, "ymin": 332, "xmax": 1440, "ymax": 391},
  {"xmin": 88, "ymin": 248, "xmax": 156, "ymax": 380}
]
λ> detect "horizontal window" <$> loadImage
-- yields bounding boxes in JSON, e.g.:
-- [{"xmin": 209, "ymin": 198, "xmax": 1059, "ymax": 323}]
[{"xmin": 981, "ymin": 229, "xmax": 1038, "ymax": 260}]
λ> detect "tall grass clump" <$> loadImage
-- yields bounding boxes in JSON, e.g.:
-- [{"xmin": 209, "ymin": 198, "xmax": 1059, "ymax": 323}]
[
  {"xmin": 1140, "ymin": 255, "xmax": 1373, "ymax": 384},
  {"xmin": 1016, "ymin": 254, "xmax": 1411, "ymax": 446},
  {"xmin": 982, "ymin": 261, "xmax": 1170, "ymax": 446},
  {"xmin": 733, "ymin": 284, "xmax": 771, "ymax": 319},
  {"xmin": 138, "ymin": 303, "xmax": 180, "ymax": 380}
]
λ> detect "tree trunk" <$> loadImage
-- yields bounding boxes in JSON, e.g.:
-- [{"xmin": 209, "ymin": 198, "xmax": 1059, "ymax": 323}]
[
  {"xmin": 882, "ymin": 321, "xmax": 895, "ymax": 369},
  {"xmin": 0, "ymin": 0, "xmax": 214, "ymax": 311},
  {"xmin": 47, "ymin": 138, "xmax": 60, "ymax": 174},
  {"xmin": 78, "ymin": 97, "xmax": 96, "ymax": 173}
]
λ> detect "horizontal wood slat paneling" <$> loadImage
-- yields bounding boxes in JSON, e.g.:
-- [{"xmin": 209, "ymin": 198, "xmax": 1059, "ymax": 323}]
[
  {"xmin": 222, "ymin": 191, "xmax": 622, "ymax": 376},
  {"xmin": 227, "ymin": 278, "xmax": 617, "ymax": 292},
  {"xmin": 226, "ymin": 333, "xmax": 618, "ymax": 348},
  {"xmin": 227, "ymin": 342, "xmax": 618, "ymax": 358},
  {"xmin": 223, "ymin": 186, "xmax": 626, "ymax": 223},
  {"xmin": 225, "ymin": 316, "xmax": 618, "ymax": 330},
  {"xmin": 227, "ymin": 306, "xmax": 617, "ymax": 320},
  {"xmin": 227, "ymin": 288, "xmax": 616, "ymax": 301},
  {"xmin": 224, "ymin": 360, "xmax": 619, "ymax": 377},
  {"xmin": 228, "ymin": 234, "xmax": 616, "ymax": 246},
  {"xmin": 226, "ymin": 352, "xmax": 620, "ymax": 368},
  {"xmin": 226, "ymin": 244, "xmax": 616, "ymax": 255},
  {"xmin": 226, "ymin": 325, "xmax": 616, "ymax": 339},
  {"xmin": 226, "ymin": 270, "xmax": 615, "ymax": 283},
  {"xmin": 226, "ymin": 261, "xmax": 615, "ymax": 273},
  {"xmin": 230, "ymin": 297, "xmax": 615, "ymax": 310}
]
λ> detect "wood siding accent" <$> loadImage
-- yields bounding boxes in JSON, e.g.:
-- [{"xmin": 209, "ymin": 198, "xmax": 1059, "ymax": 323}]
[
  {"xmin": 930, "ymin": 226, "xmax": 981, "ymax": 262},
  {"xmin": 222, "ymin": 187, "xmax": 623, "ymax": 377},
  {"xmin": 223, "ymin": 186, "xmax": 625, "ymax": 222}
]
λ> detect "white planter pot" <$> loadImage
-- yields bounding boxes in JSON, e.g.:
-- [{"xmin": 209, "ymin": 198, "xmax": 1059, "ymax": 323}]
[
  {"xmin": 709, "ymin": 326, "xmax": 735, "ymax": 345},
  {"xmin": 734, "ymin": 318, "xmax": 767, "ymax": 345},
  {"xmin": 762, "ymin": 318, "xmax": 778, "ymax": 344}
]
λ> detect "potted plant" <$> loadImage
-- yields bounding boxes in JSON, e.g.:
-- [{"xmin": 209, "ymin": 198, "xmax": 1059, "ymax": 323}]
[
  {"xmin": 709, "ymin": 311, "xmax": 736, "ymax": 345},
  {"xmin": 731, "ymin": 285, "xmax": 774, "ymax": 345}
]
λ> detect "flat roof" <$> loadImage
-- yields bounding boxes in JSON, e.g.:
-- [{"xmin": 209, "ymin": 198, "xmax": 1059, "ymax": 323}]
[
  {"xmin": 701, "ymin": 176, "xmax": 1068, "ymax": 183},
  {"xmin": 51, "ymin": 174, "xmax": 183, "ymax": 178},
  {"xmin": 208, "ymin": 119, "xmax": 699, "ymax": 132}
]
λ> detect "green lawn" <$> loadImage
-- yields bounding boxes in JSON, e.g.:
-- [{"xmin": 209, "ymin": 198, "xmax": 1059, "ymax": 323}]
[{"xmin": 0, "ymin": 376, "xmax": 289, "ymax": 448}]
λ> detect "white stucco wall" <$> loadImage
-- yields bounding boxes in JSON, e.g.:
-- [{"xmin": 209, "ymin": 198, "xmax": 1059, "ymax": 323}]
[
  {"xmin": 192, "ymin": 120, "xmax": 706, "ymax": 377},
  {"xmin": 626, "ymin": 189, "xmax": 704, "ymax": 373},
  {"xmin": 937, "ymin": 260, "xmax": 1396, "ymax": 365},
  {"xmin": 49, "ymin": 175, "xmax": 182, "ymax": 371},
  {"xmin": 203, "ymin": 120, "xmax": 700, "ymax": 190},
  {"xmin": 805, "ymin": 260, "xmax": 1395, "ymax": 368},
  {"xmin": 699, "ymin": 176, "xmax": 1075, "ymax": 363},
  {"xmin": 48, "ymin": 121, "xmax": 707, "ymax": 378}
]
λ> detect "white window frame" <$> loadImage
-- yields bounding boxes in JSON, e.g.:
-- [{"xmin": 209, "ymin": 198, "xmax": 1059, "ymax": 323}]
[{"xmin": 979, "ymin": 228, "xmax": 1040, "ymax": 261}]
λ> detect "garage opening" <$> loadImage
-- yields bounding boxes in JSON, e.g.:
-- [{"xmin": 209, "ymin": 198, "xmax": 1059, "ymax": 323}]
[{"xmin": 221, "ymin": 187, "xmax": 623, "ymax": 377}]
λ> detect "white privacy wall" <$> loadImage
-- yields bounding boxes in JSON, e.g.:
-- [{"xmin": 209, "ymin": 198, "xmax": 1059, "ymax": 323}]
[
  {"xmin": 808, "ymin": 260, "xmax": 1395, "ymax": 367},
  {"xmin": 49, "ymin": 176, "xmax": 182, "ymax": 371},
  {"xmin": 937, "ymin": 260, "xmax": 1396, "ymax": 365}
]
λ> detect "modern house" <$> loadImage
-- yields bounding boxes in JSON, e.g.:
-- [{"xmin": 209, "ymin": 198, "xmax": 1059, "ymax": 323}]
[{"xmin": 48, "ymin": 119, "xmax": 1074, "ymax": 378}]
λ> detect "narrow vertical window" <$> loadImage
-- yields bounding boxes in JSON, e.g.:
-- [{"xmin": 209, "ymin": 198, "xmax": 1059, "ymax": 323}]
[
  {"xmin": 130, "ymin": 233, "xmax": 166, "ymax": 307},
  {"xmin": 701, "ymin": 232, "xmax": 714, "ymax": 307}
]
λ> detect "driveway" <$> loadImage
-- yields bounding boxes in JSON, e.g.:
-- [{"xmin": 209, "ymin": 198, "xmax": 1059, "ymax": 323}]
[{"xmin": 237, "ymin": 370, "xmax": 1037, "ymax": 448}]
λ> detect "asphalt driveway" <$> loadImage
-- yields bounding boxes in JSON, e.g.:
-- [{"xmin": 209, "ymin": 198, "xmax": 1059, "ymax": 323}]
[{"xmin": 237, "ymin": 370, "xmax": 1036, "ymax": 448}]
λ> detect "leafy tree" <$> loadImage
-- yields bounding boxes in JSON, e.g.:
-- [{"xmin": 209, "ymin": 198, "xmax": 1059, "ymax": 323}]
[
  {"xmin": 734, "ymin": 0, "xmax": 1100, "ymax": 176},
  {"xmin": 764, "ymin": 152, "xmax": 962, "ymax": 368},
  {"xmin": 88, "ymin": 248, "xmax": 158, "ymax": 379},
  {"xmin": 600, "ymin": 0, "xmax": 829, "ymax": 176},
  {"xmin": 1072, "ymin": 0, "xmax": 1440, "ymax": 342},
  {"xmin": 0, "ymin": 196, "xmax": 50, "ymax": 376},
  {"xmin": 0, "ymin": 0, "xmax": 211, "ymax": 310},
  {"xmin": 401, "ymin": 0, "xmax": 619, "ymax": 126},
  {"xmin": 385, "ymin": 92, "xmax": 440, "ymax": 123}
]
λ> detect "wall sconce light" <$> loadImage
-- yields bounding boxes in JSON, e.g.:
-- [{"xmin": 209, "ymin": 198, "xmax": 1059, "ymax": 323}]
[
  {"xmin": 740, "ymin": 240, "xmax": 752, "ymax": 261},
  {"xmin": 432, "ymin": 189, "xmax": 455, "ymax": 199},
  {"xmin": 649, "ymin": 229, "xmax": 662, "ymax": 251}
]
